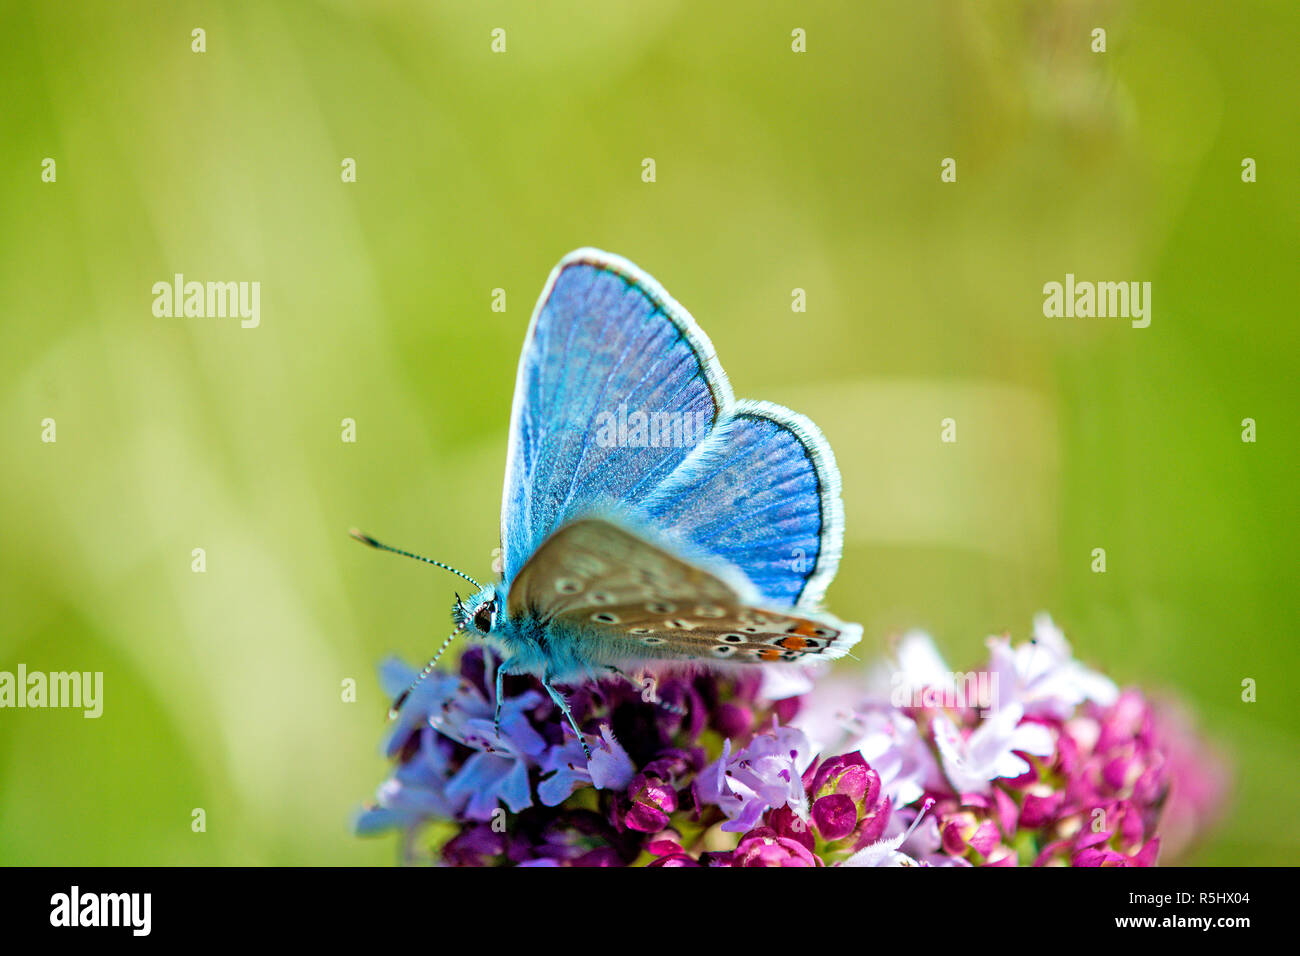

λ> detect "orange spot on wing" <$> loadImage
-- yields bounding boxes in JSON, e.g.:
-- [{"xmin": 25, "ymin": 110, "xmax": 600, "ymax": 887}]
[
  {"xmin": 792, "ymin": 621, "xmax": 819, "ymax": 637},
  {"xmin": 760, "ymin": 648, "xmax": 781, "ymax": 662},
  {"xmin": 781, "ymin": 635, "xmax": 808, "ymax": 651}
]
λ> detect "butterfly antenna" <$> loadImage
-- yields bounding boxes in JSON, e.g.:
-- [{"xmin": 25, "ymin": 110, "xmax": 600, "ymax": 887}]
[
  {"xmin": 387, "ymin": 621, "xmax": 468, "ymax": 719},
  {"xmin": 349, "ymin": 529, "xmax": 483, "ymax": 590}
]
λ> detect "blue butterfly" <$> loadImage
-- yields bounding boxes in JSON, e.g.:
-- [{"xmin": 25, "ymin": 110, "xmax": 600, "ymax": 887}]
[{"xmin": 354, "ymin": 249, "xmax": 861, "ymax": 755}]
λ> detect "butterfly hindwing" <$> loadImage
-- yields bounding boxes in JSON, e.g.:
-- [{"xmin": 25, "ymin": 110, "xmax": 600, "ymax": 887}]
[
  {"xmin": 506, "ymin": 516, "xmax": 861, "ymax": 670},
  {"xmin": 635, "ymin": 399, "xmax": 844, "ymax": 609},
  {"xmin": 499, "ymin": 250, "xmax": 734, "ymax": 582}
]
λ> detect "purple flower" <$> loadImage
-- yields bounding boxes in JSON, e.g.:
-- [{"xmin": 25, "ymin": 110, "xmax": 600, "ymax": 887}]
[
  {"xmin": 354, "ymin": 730, "xmax": 457, "ymax": 835},
  {"xmin": 436, "ymin": 685, "xmax": 548, "ymax": 821},
  {"xmin": 442, "ymin": 824, "xmax": 507, "ymax": 866},
  {"xmin": 356, "ymin": 620, "xmax": 1227, "ymax": 867},
  {"xmin": 696, "ymin": 723, "xmax": 813, "ymax": 832},
  {"xmin": 375, "ymin": 657, "xmax": 461, "ymax": 759},
  {"xmin": 538, "ymin": 725, "xmax": 635, "ymax": 806}
]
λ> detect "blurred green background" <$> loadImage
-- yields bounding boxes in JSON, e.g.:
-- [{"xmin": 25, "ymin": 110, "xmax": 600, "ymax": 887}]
[{"xmin": 1, "ymin": 1, "xmax": 1295, "ymax": 865}]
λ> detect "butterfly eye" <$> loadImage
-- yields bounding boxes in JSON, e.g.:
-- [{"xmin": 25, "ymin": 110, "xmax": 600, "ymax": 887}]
[{"xmin": 473, "ymin": 600, "xmax": 496, "ymax": 633}]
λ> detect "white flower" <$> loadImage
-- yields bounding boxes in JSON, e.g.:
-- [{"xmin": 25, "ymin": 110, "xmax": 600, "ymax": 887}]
[
  {"xmin": 759, "ymin": 664, "xmax": 818, "ymax": 701},
  {"xmin": 864, "ymin": 630, "xmax": 955, "ymax": 704},
  {"xmin": 985, "ymin": 613, "xmax": 1118, "ymax": 719},
  {"xmin": 841, "ymin": 798, "xmax": 935, "ymax": 867},
  {"xmin": 840, "ymin": 831, "xmax": 919, "ymax": 867},
  {"xmin": 846, "ymin": 708, "xmax": 941, "ymax": 807},
  {"xmin": 932, "ymin": 701, "xmax": 1055, "ymax": 794}
]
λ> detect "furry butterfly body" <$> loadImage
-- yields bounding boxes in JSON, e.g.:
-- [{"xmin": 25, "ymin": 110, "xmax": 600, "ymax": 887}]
[{"xmin": 358, "ymin": 249, "xmax": 860, "ymax": 753}]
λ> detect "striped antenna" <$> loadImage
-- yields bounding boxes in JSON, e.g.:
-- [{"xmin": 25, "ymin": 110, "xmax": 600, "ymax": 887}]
[
  {"xmin": 387, "ymin": 621, "xmax": 468, "ymax": 719},
  {"xmin": 349, "ymin": 529, "xmax": 483, "ymax": 590}
]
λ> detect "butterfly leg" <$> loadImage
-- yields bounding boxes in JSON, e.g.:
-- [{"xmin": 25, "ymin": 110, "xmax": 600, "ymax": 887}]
[
  {"xmin": 493, "ymin": 656, "xmax": 515, "ymax": 744},
  {"xmin": 541, "ymin": 676, "xmax": 591, "ymax": 759}
]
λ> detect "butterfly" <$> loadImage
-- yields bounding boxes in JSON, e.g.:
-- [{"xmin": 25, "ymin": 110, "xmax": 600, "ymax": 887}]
[{"xmin": 353, "ymin": 249, "xmax": 861, "ymax": 755}]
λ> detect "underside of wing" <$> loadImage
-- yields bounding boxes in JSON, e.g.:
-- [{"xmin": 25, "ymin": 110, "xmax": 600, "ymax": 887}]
[
  {"xmin": 499, "ymin": 250, "xmax": 734, "ymax": 581},
  {"xmin": 506, "ymin": 516, "xmax": 860, "ymax": 666}
]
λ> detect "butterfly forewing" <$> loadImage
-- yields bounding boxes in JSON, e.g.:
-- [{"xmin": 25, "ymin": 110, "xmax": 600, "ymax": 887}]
[
  {"xmin": 507, "ymin": 517, "xmax": 861, "ymax": 665},
  {"xmin": 499, "ymin": 252, "xmax": 733, "ymax": 582}
]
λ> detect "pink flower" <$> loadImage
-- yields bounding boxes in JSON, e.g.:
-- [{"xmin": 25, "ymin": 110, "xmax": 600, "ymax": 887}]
[
  {"xmin": 805, "ymin": 751, "xmax": 892, "ymax": 847},
  {"xmin": 624, "ymin": 773, "xmax": 677, "ymax": 832},
  {"xmin": 732, "ymin": 827, "xmax": 823, "ymax": 867},
  {"xmin": 360, "ymin": 621, "xmax": 1228, "ymax": 868}
]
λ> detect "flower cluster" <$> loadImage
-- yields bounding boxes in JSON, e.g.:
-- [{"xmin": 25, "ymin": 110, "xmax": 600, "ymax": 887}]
[{"xmin": 356, "ymin": 616, "xmax": 1226, "ymax": 866}]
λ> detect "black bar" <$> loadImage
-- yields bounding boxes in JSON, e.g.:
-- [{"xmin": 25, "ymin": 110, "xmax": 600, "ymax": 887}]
[{"xmin": 1, "ymin": 866, "xmax": 1272, "ymax": 940}]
